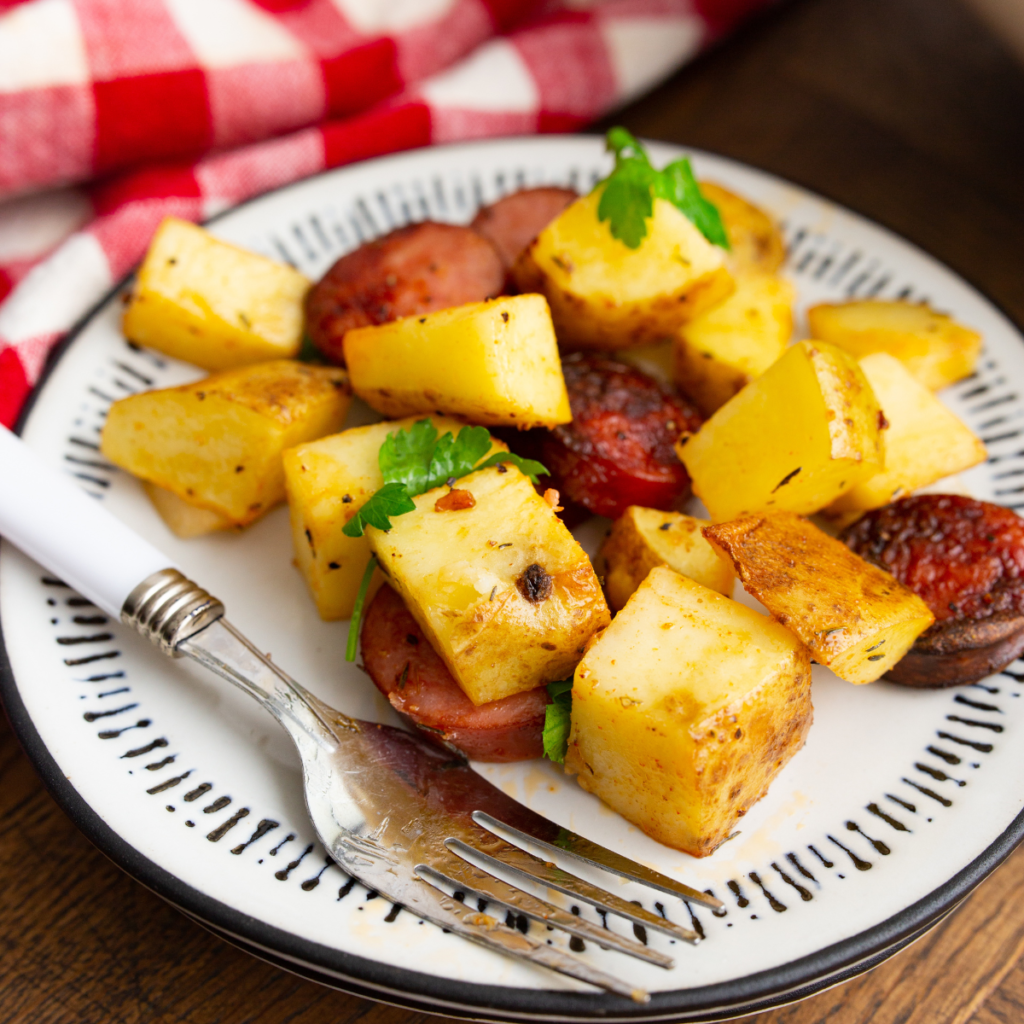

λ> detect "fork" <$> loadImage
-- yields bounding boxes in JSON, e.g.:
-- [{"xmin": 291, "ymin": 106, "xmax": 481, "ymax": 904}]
[{"xmin": 0, "ymin": 426, "xmax": 722, "ymax": 1001}]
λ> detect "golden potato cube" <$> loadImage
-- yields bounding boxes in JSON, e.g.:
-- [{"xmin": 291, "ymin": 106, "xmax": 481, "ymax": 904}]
[
  {"xmin": 122, "ymin": 218, "xmax": 311, "ymax": 371},
  {"xmin": 366, "ymin": 465, "xmax": 610, "ymax": 706},
  {"xmin": 283, "ymin": 416, "xmax": 505, "ymax": 620},
  {"xmin": 699, "ymin": 182, "xmax": 787, "ymax": 274},
  {"xmin": 343, "ymin": 294, "xmax": 570, "ymax": 429},
  {"xmin": 565, "ymin": 566, "xmax": 812, "ymax": 857},
  {"xmin": 600, "ymin": 507, "xmax": 734, "ymax": 611},
  {"xmin": 511, "ymin": 189, "xmax": 734, "ymax": 351},
  {"xmin": 807, "ymin": 299, "xmax": 982, "ymax": 391},
  {"xmin": 143, "ymin": 481, "xmax": 234, "ymax": 539},
  {"xmin": 101, "ymin": 361, "xmax": 350, "ymax": 527},
  {"xmin": 673, "ymin": 273, "xmax": 794, "ymax": 417},
  {"xmin": 704, "ymin": 512, "xmax": 935, "ymax": 684},
  {"xmin": 826, "ymin": 353, "xmax": 987, "ymax": 521},
  {"xmin": 676, "ymin": 340, "xmax": 885, "ymax": 522}
]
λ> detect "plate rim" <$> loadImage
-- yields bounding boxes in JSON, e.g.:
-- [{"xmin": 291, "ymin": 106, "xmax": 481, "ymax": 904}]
[{"xmin": 3, "ymin": 134, "xmax": 1024, "ymax": 1022}]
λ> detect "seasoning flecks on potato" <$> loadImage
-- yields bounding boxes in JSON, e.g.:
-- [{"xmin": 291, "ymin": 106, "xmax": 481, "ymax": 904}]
[
  {"xmin": 365, "ymin": 464, "xmax": 610, "ymax": 707},
  {"xmin": 512, "ymin": 189, "xmax": 734, "ymax": 351},
  {"xmin": 676, "ymin": 340, "xmax": 885, "ymax": 522},
  {"xmin": 704, "ymin": 512, "xmax": 935, "ymax": 684},
  {"xmin": 807, "ymin": 299, "xmax": 982, "ymax": 391},
  {"xmin": 283, "ymin": 416, "xmax": 505, "ymax": 621},
  {"xmin": 600, "ymin": 506, "xmax": 734, "ymax": 611},
  {"xmin": 565, "ymin": 566, "xmax": 812, "ymax": 857},
  {"xmin": 101, "ymin": 361, "xmax": 350, "ymax": 531},
  {"xmin": 343, "ymin": 294, "xmax": 571, "ymax": 430},
  {"xmin": 123, "ymin": 218, "xmax": 311, "ymax": 371}
]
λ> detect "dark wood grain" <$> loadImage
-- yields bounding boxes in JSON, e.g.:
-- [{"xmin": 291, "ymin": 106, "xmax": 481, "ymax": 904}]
[{"xmin": 3, "ymin": 0, "xmax": 1024, "ymax": 1021}]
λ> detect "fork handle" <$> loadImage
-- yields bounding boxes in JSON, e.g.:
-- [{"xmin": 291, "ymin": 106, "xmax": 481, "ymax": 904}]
[{"xmin": 0, "ymin": 425, "xmax": 172, "ymax": 618}]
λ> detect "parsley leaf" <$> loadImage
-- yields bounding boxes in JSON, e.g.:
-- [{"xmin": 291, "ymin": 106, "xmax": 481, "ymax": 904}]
[
  {"xmin": 343, "ymin": 420, "xmax": 549, "ymax": 539},
  {"xmin": 596, "ymin": 127, "xmax": 730, "ymax": 251},
  {"xmin": 542, "ymin": 678, "xmax": 574, "ymax": 764},
  {"xmin": 342, "ymin": 481, "xmax": 416, "ymax": 538},
  {"xmin": 476, "ymin": 451, "xmax": 549, "ymax": 485}
]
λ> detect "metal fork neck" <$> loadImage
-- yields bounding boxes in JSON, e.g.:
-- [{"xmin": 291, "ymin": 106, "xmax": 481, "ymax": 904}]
[{"xmin": 121, "ymin": 568, "xmax": 224, "ymax": 656}]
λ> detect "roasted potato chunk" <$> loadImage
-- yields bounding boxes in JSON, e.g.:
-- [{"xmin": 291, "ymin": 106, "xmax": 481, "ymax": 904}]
[
  {"xmin": 366, "ymin": 465, "xmax": 610, "ymax": 706},
  {"xmin": 704, "ymin": 512, "xmax": 935, "ymax": 684},
  {"xmin": 343, "ymin": 294, "xmax": 570, "ymax": 429},
  {"xmin": 102, "ymin": 361, "xmax": 350, "ymax": 528},
  {"xmin": 565, "ymin": 566, "xmax": 812, "ymax": 857},
  {"xmin": 676, "ymin": 340, "xmax": 885, "ymax": 522},
  {"xmin": 807, "ymin": 299, "xmax": 981, "ymax": 391},
  {"xmin": 123, "ymin": 218, "xmax": 310, "ymax": 371},
  {"xmin": 284, "ymin": 416, "xmax": 505, "ymax": 620},
  {"xmin": 698, "ymin": 181, "xmax": 786, "ymax": 274},
  {"xmin": 142, "ymin": 481, "xmax": 233, "ymax": 539},
  {"xmin": 600, "ymin": 507, "xmax": 734, "ymax": 611},
  {"xmin": 673, "ymin": 273, "xmax": 794, "ymax": 417},
  {"xmin": 825, "ymin": 353, "xmax": 987, "ymax": 522},
  {"xmin": 511, "ymin": 189, "xmax": 733, "ymax": 350}
]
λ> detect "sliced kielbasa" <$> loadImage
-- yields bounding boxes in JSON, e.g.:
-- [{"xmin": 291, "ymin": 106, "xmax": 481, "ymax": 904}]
[
  {"xmin": 470, "ymin": 186, "xmax": 577, "ymax": 270},
  {"xmin": 503, "ymin": 354, "xmax": 702, "ymax": 521},
  {"xmin": 360, "ymin": 584, "xmax": 548, "ymax": 761},
  {"xmin": 843, "ymin": 494, "xmax": 1024, "ymax": 686},
  {"xmin": 305, "ymin": 222, "xmax": 505, "ymax": 364}
]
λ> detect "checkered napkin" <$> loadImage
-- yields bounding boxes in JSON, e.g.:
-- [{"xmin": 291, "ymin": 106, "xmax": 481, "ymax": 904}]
[{"xmin": 0, "ymin": 0, "xmax": 774, "ymax": 427}]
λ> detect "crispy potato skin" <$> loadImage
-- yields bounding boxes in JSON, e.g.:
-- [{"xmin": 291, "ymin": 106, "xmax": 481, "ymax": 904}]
[
  {"xmin": 699, "ymin": 181, "xmax": 786, "ymax": 275},
  {"xmin": 704, "ymin": 512, "xmax": 934, "ymax": 684},
  {"xmin": 807, "ymin": 299, "xmax": 982, "ymax": 391},
  {"xmin": 600, "ymin": 506, "xmax": 734, "ymax": 611},
  {"xmin": 511, "ymin": 190, "xmax": 733, "ymax": 351},
  {"xmin": 101, "ymin": 361, "xmax": 350, "ymax": 527},
  {"xmin": 123, "ymin": 217, "xmax": 310, "ymax": 370},
  {"xmin": 565, "ymin": 567, "xmax": 812, "ymax": 856}
]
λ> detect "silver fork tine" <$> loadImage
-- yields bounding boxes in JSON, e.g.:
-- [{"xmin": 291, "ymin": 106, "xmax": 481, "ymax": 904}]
[
  {"xmin": 413, "ymin": 865, "xmax": 651, "ymax": 1003},
  {"xmin": 423, "ymin": 849, "xmax": 675, "ymax": 968},
  {"xmin": 474, "ymin": 810, "xmax": 724, "ymax": 911},
  {"xmin": 445, "ymin": 837, "xmax": 699, "ymax": 945}
]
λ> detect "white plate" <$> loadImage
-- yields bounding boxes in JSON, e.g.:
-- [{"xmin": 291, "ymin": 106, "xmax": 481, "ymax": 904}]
[{"xmin": 3, "ymin": 136, "xmax": 1024, "ymax": 1023}]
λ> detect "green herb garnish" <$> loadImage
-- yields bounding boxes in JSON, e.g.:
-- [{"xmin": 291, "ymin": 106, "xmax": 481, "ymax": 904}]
[
  {"xmin": 297, "ymin": 332, "xmax": 326, "ymax": 364},
  {"xmin": 346, "ymin": 555, "xmax": 378, "ymax": 663},
  {"xmin": 542, "ymin": 678, "xmax": 574, "ymax": 764},
  {"xmin": 596, "ymin": 127, "xmax": 730, "ymax": 251},
  {"xmin": 343, "ymin": 419, "xmax": 547, "ymax": 539},
  {"xmin": 343, "ymin": 419, "xmax": 548, "ymax": 661}
]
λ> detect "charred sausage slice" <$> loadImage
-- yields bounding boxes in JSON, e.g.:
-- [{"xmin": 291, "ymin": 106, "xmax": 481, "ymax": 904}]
[
  {"xmin": 505, "ymin": 354, "xmax": 702, "ymax": 521},
  {"xmin": 843, "ymin": 494, "xmax": 1024, "ymax": 686},
  {"xmin": 470, "ymin": 186, "xmax": 577, "ymax": 270},
  {"xmin": 361, "ymin": 584, "xmax": 548, "ymax": 761},
  {"xmin": 305, "ymin": 222, "xmax": 505, "ymax": 364}
]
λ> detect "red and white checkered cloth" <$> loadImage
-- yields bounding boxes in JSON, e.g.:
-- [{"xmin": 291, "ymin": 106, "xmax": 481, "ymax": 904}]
[{"xmin": 0, "ymin": 0, "xmax": 775, "ymax": 427}]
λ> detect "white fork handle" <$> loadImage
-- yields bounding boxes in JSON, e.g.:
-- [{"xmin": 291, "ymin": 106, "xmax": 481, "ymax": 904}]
[{"xmin": 0, "ymin": 425, "xmax": 172, "ymax": 617}]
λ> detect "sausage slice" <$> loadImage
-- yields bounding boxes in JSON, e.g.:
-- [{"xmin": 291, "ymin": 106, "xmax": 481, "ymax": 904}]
[
  {"xmin": 305, "ymin": 222, "xmax": 505, "ymax": 364},
  {"xmin": 843, "ymin": 494, "xmax": 1024, "ymax": 686},
  {"xmin": 360, "ymin": 584, "xmax": 548, "ymax": 761},
  {"xmin": 470, "ymin": 186, "xmax": 577, "ymax": 270},
  {"xmin": 504, "ymin": 354, "xmax": 702, "ymax": 521}
]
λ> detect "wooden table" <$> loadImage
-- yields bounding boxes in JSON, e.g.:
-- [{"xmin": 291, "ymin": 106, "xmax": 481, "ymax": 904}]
[{"xmin": 4, "ymin": 0, "xmax": 1024, "ymax": 1020}]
